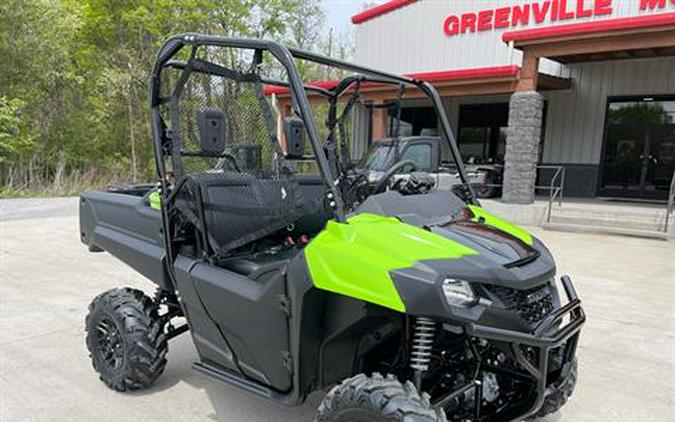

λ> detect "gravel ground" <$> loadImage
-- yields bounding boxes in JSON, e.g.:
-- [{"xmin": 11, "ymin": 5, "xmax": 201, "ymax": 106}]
[{"xmin": 1, "ymin": 197, "xmax": 673, "ymax": 422}]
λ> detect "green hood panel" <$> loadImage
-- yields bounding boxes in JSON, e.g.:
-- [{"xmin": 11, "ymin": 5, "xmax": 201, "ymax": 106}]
[
  {"xmin": 305, "ymin": 213, "xmax": 478, "ymax": 312},
  {"xmin": 468, "ymin": 205, "xmax": 533, "ymax": 245}
]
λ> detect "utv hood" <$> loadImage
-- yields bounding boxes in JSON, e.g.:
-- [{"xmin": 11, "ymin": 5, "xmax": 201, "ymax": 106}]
[
  {"xmin": 305, "ymin": 192, "xmax": 556, "ymax": 315},
  {"xmin": 305, "ymin": 213, "xmax": 479, "ymax": 312}
]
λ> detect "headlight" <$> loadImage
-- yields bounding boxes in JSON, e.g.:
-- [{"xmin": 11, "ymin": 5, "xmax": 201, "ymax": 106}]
[{"xmin": 442, "ymin": 278, "xmax": 477, "ymax": 307}]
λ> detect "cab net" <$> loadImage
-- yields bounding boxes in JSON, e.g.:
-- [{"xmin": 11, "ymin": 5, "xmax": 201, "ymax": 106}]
[{"xmin": 162, "ymin": 47, "xmax": 305, "ymax": 257}]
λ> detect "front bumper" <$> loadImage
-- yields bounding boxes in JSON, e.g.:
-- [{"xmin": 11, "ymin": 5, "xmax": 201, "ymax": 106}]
[
  {"xmin": 434, "ymin": 276, "xmax": 585, "ymax": 421},
  {"xmin": 475, "ymin": 275, "xmax": 584, "ymax": 420}
]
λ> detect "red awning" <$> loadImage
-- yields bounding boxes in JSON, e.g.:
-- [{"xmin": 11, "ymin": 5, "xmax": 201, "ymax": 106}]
[
  {"xmin": 503, "ymin": 12, "xmax": 675, "ymax": 44},
  {"xmin": 351, "ymin": 0, "xmax": 418, "ymax": 24},
  {"xmin": 263, "ymin": 65, "xmax": 520, "ymax": 96}
]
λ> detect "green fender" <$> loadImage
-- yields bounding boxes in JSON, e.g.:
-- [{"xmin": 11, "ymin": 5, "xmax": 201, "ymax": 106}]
[{"xmin": 304, "ymin": 213, "xmax": 478, "ymax": 312}]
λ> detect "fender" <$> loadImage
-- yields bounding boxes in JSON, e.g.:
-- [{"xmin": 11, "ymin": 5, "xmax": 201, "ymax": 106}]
[{"xmin": 304, "ymin": 213, "xmax": 478, "ymax": 312}]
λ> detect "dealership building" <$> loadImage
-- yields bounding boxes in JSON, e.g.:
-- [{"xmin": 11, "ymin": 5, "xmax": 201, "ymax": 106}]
[{"xmin": 331, "ymin": 0, "xmax": 675, "ymax": 204}]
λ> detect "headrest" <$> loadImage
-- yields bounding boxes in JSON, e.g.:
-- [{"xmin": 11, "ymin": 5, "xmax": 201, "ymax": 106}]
[{"xmin": 197, "ymin": 108, "xmax": 227, "ymax": 153}]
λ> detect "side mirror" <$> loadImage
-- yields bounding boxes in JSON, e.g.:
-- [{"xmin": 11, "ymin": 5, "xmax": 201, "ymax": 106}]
[{"xmin": 284, "ymin": 117, "xmax": 305, "ymax": 159}]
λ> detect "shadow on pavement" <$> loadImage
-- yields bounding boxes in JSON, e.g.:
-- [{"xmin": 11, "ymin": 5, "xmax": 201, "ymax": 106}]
[{"xmin": 131, "ymin": 334, "xmax": 323, "ymax": 421}]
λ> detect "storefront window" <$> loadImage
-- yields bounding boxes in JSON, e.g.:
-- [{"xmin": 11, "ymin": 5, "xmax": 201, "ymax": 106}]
[
  {"xmin": 457, "ymin": 103, "xmax": 509, "ymax": 163},
  {"xmin": 397, "ymin": 107, "xmax": 438, "ymax": 137}
]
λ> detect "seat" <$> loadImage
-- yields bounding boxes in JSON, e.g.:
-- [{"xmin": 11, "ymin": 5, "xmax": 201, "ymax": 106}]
[
  {"xmin": 175, "ymin": 171, "xmax": 305, "ymax": 257},
  {"xmin": 173, "ymin": 105, "xmax": 322, "ymax": 258}
]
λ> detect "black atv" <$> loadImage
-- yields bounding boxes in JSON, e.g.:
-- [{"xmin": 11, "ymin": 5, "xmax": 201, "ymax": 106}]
[{"xmin": 80, "ymin": 34, "xmax": 585, "ymax": 421}]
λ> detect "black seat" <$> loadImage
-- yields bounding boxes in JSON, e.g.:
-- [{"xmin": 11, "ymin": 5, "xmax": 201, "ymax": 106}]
[
  {"xmin": 174, "ymin": 107, "xmax": 322, "ymax": 259},
  {"xmin": 175, "ymin": 171, "xmax": 304, "ymax": 257}
]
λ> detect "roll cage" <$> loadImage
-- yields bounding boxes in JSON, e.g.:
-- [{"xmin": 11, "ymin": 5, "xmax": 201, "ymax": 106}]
[{"xmin": 148, "ymin": 34, "xmax": 478, "ymax": 289}]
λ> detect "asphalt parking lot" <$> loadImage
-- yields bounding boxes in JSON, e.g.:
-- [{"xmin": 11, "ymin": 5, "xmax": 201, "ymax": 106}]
[{"xmin": 1, "ymin": 197, "xmax": 673, "ymax": 422}]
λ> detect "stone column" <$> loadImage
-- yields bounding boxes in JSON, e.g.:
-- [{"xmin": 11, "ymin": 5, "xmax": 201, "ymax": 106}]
[{"xmin": 502, "ymin": 91, "xmax": 544, "ymax": 204}]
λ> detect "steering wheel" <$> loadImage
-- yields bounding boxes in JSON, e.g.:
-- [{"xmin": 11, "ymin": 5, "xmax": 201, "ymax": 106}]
[
  {"xmin": 373, "ymin": 159, "xmax": 418, "ymax": 194},
  {"xmin": 346, "ymin": 171, "xmax": 370, "ymax": 205}
]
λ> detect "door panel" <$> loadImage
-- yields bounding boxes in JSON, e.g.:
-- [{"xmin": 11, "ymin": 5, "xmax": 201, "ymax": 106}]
[
  {"xmin": 173, "ymin": 256, "xmax": 240, "ymax": 373},
  {"xmin": 174, "ymin": 256, "xmax": 292, "ymax": 392}
]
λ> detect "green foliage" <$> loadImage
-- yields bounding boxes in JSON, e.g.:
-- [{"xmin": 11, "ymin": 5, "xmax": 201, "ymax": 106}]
[
  {"xmin": 0, "ymin": 0, "xmax": 350, "ymax": 196},
  {"xmin": 0, "ymin": 97, "xmax": 32, "ymax": 163}
]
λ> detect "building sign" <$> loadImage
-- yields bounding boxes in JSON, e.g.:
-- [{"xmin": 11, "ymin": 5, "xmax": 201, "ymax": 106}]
[{"xmin": 443, "ymin": 0, "xmax": 675, "ymax": 36}]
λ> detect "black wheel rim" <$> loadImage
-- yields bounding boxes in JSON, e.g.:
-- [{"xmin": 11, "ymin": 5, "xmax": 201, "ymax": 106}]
[{"xmin": 94, "ymin": 317, "xmax": 124, "ymax": 371}]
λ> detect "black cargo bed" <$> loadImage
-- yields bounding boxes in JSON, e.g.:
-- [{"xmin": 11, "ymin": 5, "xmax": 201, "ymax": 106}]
[{"xmin": 79, "ymin": 186, "xmax": 169, "ymax": 288}]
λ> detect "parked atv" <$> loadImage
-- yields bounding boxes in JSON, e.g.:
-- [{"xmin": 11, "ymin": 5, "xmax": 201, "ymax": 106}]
[{"xmin": 81, "ymin": 34, "xmax": 584, "ymax": 421}]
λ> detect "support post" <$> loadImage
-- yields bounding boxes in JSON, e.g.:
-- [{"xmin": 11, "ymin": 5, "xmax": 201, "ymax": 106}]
[
  {"xmin": 371, "ymin": 104, "xmax": 389, "ymax": 140},
  {"xmin": 516, "ymin": 50, "xmax": 540, "ymax": 92},
  {"xmin": 502, "ymin": 47, "xmax": 544, "ymax": 204},
  {"xmin": 502, "ymin": 91, "xmax": 544, "ymax": 204},
  {"xmin": 276, "ymin": 99, "xmax": 292, "ymax": 154}
]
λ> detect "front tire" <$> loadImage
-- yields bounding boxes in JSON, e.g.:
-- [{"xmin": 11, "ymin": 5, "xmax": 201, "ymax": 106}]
[
  {"xmin": 316, "ymin": 373, "xmax": 446, "ymax": 422},
  {"xmin": 530, "ymin": 359, "xmax": 578, "ymax": 420},
  {"xmin": 85, "ymin": 288, "xmax": 168, "ymax": 391}
]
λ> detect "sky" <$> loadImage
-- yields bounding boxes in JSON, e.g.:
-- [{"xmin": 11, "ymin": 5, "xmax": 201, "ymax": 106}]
[{"xmin": 321, "ymin": 0, "xmax": 384, "ymax": 37}]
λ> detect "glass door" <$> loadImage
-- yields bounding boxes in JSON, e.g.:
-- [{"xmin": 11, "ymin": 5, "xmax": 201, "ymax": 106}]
[
  {"xmin": 648, "ymin": 124, "xmax": 675, "ymax": 197},
  {"xmin": 600, "ymin": 98, "xmax": 675, "ymax": 200}
]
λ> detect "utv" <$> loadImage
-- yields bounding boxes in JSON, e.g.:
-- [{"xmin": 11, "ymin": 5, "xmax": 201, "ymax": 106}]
[{"xmin": 80, "ymin": 34, "xmax": 584, "ymax": 422}]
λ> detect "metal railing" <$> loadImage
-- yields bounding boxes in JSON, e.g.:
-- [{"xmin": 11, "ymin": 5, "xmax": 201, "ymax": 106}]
[
  {"xmin": 479, "ymin": 165, "xmax": 566, "ymax": 223},
  {"xmin": 664, "ymin": 169, "xmax": 675, "ymax": 234},
  {"xmin": 478, "ymin": 164, "xmax": 671, "ymax": 235},
  {"xmin": 541, "ymin": 165, "xmax": 566, "ymax": 223}
]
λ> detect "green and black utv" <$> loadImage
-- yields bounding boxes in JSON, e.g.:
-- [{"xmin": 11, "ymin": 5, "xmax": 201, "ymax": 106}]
[{"xmin": 80, "ymin": 34, "xmax": 585, "ymax": 421}]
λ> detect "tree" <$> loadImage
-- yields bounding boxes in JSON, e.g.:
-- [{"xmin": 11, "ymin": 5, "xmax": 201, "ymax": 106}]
[
  {"xmin": 0, "ymin": 0, "xmax": 351, "ymax": 196},
  {"xmin": 0, "ymin": 97, "xmax": 32, "ymax": 163}
]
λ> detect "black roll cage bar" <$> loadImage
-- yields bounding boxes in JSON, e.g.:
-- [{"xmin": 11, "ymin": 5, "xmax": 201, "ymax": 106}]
[{"xmin": 148, "ymin": 34, "xmax": 478, "ymax": 286}]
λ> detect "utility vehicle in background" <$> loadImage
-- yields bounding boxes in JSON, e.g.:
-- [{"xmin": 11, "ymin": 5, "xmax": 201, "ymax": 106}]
[
  {"xmin": 80, "ymin": 34, "xmax": 584, "ymax": 421},
  {"xmin": 361, "ymin": 136, "xmax": 503, "ymax": 198}
]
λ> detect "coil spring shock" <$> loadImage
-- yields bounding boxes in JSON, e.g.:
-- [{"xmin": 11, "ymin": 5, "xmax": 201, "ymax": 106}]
[{"xmin": 410, "ymin": 317, "xmax": 437, "ymax": 389}]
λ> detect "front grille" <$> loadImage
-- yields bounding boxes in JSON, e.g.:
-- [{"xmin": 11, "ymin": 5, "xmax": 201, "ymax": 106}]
[{"xmin": 486, "ymin": 283, "xmax": 554, "ymax": 324}]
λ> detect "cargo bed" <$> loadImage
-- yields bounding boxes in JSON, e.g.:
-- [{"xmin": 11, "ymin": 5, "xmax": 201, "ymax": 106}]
[{"xmin": 79, "ymin": 184, "xmax": 170, "ymax": 289}]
